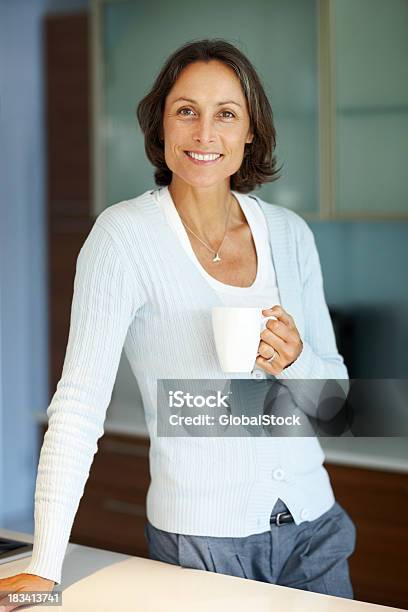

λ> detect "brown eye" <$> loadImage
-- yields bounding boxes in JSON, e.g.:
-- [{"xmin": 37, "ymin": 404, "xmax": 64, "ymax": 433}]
[
  {"xmin": 220, "ymin": 111, "xmax": 235, "ymax": 119},
  {"xmin": 178, "ymin": 107, "xmax": 195, "ymax": 116}
]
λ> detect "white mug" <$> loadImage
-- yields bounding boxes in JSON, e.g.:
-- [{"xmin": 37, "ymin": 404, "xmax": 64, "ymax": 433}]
[{"xmin": 211, "ymin": 306, "xmax": 278, "ymax": 373}]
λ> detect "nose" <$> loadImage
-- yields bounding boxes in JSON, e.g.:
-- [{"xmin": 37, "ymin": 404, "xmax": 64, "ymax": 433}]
[{"xmin": 192, "ymin": 115, "xmax": 216, "ymax": 145}]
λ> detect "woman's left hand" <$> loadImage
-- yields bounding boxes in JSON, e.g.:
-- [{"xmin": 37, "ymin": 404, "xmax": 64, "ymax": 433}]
[{"xmin": 255, "ymin": 305, "xmax": 303, "ymax": 375}]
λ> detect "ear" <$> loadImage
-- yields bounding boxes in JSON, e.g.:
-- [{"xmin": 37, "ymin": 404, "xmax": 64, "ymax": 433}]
[{"xmin": 246, "ymin": 130, "xmax": 254, "ymax": 144}]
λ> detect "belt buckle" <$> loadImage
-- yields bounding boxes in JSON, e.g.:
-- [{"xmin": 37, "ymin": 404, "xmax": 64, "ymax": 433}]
[{"xmin": 275, "ymin": 512, "xmax": 286, "ymax": 527}]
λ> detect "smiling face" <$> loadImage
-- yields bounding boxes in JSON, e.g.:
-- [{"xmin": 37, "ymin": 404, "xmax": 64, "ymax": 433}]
[{"xmin": 162, "ymin": 60, "xmax": 254, "ymax": 189}]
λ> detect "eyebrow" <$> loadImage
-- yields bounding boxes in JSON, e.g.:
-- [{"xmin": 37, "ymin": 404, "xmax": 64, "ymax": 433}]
[{"xmin": 171, "ymin": 96, "xmax": 242, "ymax": 108}]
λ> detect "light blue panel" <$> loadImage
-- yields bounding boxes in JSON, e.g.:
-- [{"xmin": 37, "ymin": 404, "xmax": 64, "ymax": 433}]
[
  {"xmin": 334, "ymin": 0, "xmax": 408, "ymax": 106},
  {"xmin": 0, "ymin": 0, "xmax": 50, "ymax": 533},
  {"xmin": 311, "ymin": 221, "xmax": 408, "ymax": 308},
  {"xmin": 333, "ymin": 0, "xmax": 408, "ymax": 214},
  {"xmin": 0, "ymin": 288, "xmax": 3, "ymax": 526},
  {"xmin": 272, "ymin": 114, "xmax": 318, "ymax": 212},
  {"xmin": 308, "ymin": 222, "xmax": 352, "ymax": 306},
  {"xmin": 347, "ymin": 223, "xmax": 408, "ymax": 305},
  {"xmin": 310, "ymin": 221, "xmax": 408, "ymax": 377},
  {"xmin": 101, "ymin": 0, "xmax": 319, "ymax": 212},
  {"xmin": 336, "ymin": 112, "xmax": 408, "ymax": 214}
]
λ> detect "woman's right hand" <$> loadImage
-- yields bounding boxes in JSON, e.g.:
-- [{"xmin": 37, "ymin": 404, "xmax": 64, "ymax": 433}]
[{"xmin": 0, "ymin": 573, "xmax": 55, "ymax": 611}]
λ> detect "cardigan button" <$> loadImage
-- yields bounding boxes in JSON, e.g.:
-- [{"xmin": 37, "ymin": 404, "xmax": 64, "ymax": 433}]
[
  {"xmin": 272, "ymin": 468, "xmax": 285, "ymax": 481},
  {"xmin": 300, "ymin": 508, "xmax": 310, "ymax": 520},
  {"xmin": 251, "ymin": 369, "xmax": 266, "ymax": 380}
]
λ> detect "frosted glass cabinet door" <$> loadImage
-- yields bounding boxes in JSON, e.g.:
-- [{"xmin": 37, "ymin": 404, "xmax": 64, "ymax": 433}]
[
  {"xmin": 94, "ymin": 0, "xmax": 319, "ymax": 215},
  {"xmin": 333, "ymin": 0, "xmax": 408, "ymax": 217}
]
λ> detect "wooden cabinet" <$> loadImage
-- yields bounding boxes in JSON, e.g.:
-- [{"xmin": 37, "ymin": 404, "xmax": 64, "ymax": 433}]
[
  {"xmin": 70, "ymin": 432, "xmax": 150, "ymax": 557},
  {"xmin": 325, "ymin": 462, "xmax": 408, "ymax": 610},
  {"xmin": 40, "ymin": 426, "xmax": 151, "ymax": 558},
  {"xmin": 45, "ymin": 11, "xmax": 93, "ymax": 393}
]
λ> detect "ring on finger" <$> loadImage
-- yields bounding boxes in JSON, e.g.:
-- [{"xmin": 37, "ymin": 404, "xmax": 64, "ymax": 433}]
[{"xmin": 266, "ymin": 347, "xmax": 278, "ymax": 363}]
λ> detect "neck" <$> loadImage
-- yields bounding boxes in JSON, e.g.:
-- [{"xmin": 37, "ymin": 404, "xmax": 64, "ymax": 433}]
[{"xmin": 168, "ymin": 178, "xmax": 245, "ymax": 243}]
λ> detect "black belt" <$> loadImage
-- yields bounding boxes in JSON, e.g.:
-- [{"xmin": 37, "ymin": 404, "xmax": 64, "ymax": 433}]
[{"xmin": 270, "ymin": 511, "xmax": 294, "ymax": 526}]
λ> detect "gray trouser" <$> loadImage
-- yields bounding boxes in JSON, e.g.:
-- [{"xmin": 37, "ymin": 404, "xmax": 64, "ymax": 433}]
[{"xmin": 144, "ymin": 498, "xmax": 357, "ymax": 599}]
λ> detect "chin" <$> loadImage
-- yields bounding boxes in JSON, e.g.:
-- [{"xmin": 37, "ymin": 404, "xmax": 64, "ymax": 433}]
[{"xmin": 174, "ymin": 171, "xmax": 227, "ymax": 190}]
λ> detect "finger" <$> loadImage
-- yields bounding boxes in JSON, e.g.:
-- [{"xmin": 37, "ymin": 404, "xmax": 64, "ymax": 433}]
[
  {"xmin": 258, "ymin": 336, "xmax": 287, "ymax": 364},
  {"xmin": 0, "ymin": 592, "xmax": 13, "ymax": 608},
  {"xmin": 0, "ymin": 586, "xmax": 24, "ymax": 611},
  {"xmin": 255, "ymin": 353, "xmax": 283, "ymax": 375},
  {"xmin": 262, "ymin": 305, "xmax": 293, "ymax": 328},
  {"xmin": 258, "ymin": 340, "xmax": 280, "ymax": 360},
  {"xmin": 261, "ymin": 320, "xmax": 291, "ymax": 343}
]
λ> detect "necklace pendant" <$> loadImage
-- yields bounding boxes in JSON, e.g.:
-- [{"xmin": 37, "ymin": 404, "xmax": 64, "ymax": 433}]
[{"xmin": 212, "ymin": 252, "xmax": 221, "ymax": 263}]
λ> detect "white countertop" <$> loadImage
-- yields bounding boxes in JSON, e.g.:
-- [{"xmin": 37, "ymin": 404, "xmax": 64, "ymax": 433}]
[{"xmin": 0, "ymin": 528, "xmax": 405, "ymax": 611}]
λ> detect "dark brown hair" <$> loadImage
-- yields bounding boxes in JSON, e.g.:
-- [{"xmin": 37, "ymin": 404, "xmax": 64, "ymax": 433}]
[{"xmin": 136, "ymin": 39, "xmax": 282, "ymax": 193}]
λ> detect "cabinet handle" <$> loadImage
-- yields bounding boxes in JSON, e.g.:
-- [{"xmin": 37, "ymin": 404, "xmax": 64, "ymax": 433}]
[
  {"xmin": 103, "ymin": 498, "xmax": 146, "ymax": 517},
  {"xmin": 103, "ymin": 440, "xmax": 149, "ymax": 457}
]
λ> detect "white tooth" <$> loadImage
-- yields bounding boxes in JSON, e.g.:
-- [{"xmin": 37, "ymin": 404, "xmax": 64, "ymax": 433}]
[{"xmin": 188, "ymin": 152, "xmax": 220, "ymax": 161}]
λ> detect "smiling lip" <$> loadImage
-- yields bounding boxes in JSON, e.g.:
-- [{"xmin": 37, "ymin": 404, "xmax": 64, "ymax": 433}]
[{"xmin": 184, "ymin": 151, "xmax": 223, "ymax": 165}]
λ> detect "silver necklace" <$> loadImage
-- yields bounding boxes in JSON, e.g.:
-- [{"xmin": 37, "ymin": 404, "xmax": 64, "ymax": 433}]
[{"xmin": 178, "ymin": 195, "xmax": 233, "ymax": 263}]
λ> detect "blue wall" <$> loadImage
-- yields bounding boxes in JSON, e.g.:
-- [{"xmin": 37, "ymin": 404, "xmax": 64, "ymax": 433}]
[
  {"xmin": 0, "ymin": 0, "xmax": 49, "ymax": 531},
  {"xmin": 0, "ymin": 0, "xmax": 89, "ymax": 533}
]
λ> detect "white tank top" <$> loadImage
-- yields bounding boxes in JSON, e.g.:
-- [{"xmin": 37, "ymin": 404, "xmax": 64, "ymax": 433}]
[{"xmin": 154, "ymin": 185, "xmax": 281, "ymax": 309}]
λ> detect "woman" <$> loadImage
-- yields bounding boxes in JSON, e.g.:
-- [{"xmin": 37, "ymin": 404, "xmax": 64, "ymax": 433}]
[{"xmin": 0, "ymin": 39, "xmax": 356, "ymax": 607}]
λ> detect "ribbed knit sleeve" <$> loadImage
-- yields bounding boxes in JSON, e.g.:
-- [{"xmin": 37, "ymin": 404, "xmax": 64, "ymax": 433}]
[
  {"xmin": 273, "ymin": 211, "xmax": 349, "ymax": 416},
  {"xmin": 274, "ymin": 210, "xmax": 349, "ymax": 380},
  {"xmin": 24, "ymin": 218, "xmax": 141, "ymax": 585}
]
